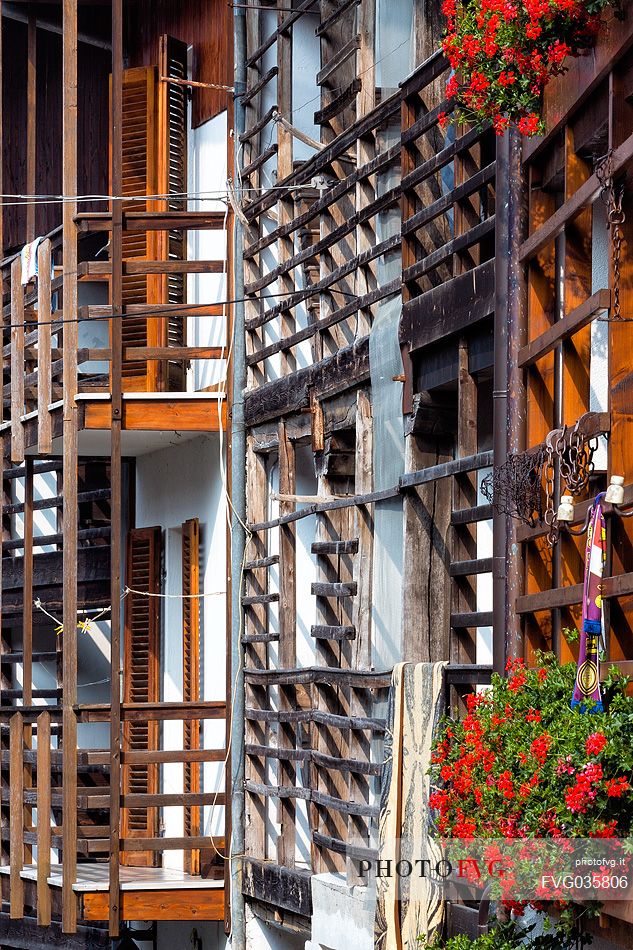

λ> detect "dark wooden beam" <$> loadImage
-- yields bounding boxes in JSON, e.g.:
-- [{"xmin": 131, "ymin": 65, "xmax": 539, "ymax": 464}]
[
  {"xmin": 242, "ymin": 858, "xmax": 312, "ymax": 919},
  {"xmin": 1, "ymin": 547, "xmax": 110, "ymax": 590},
  {"xmin": 400, "ymin": 259, "xmax": 495, "ymax": 353},
  {"xmin": 0, "ymin": 915, "xmax": 109, "ymax": 949},
  {"xmin": 244, "ymin": 336, "xmax": 370, "ymax": 426}
]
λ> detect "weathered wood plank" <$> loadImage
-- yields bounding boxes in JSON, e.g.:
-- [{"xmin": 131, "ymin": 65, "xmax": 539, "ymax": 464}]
[{"xmin": 36, "ymin": 712, "xmax": 52, "ymax": 927}]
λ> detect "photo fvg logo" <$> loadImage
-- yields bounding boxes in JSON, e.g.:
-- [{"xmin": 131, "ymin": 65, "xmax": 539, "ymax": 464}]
[
  {"xmin": 357, "ymin": 858, "xmax": 506, "ymax": 879},
  {"xmin": 353, "ymin": 838, "xmax": 633, "ymax": 903}
]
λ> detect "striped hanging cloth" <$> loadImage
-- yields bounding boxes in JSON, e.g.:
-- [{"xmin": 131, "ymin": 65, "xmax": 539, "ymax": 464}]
[{"xmin": 571, "ymin": 493, "xmax": 605, "ymax": 713}]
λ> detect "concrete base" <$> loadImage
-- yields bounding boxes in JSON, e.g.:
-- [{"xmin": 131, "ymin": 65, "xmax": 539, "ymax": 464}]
[{"xmin": 307, "ymin": 873, "xmax": 376, "ymax": 950}]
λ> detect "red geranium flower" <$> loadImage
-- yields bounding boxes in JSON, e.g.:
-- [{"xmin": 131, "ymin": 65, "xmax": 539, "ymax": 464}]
[{"xmin": 585, "ymin": 732, "xmax": 608, "ymax": 756}]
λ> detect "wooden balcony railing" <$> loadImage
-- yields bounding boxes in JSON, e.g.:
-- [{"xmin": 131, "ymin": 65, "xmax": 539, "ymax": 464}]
[
  {"xmin": 1, "ymin": 700, "xmax": 227, "ymax": 927},
  {"xmin": 0, "ymin": 210, "xmax": 229, "ymax": 462}
]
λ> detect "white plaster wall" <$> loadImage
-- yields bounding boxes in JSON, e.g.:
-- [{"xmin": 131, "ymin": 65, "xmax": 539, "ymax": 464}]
[
  {"xmin": 291, "ymin": 14, "xmax": 321, "ymax": 163},
  {"xmin": 591, "ymin": 199, "xmax": 609, "ymax": 471},
  {"xmin": 476, "ymin": 469, "xmax": 493, "ymax": 665},
  {"xmin": 135, "ymin": 434, "xmax": 227, "ymax": 868},
  {"xmin": 245, "ymin": 906, "xmax": 305, "ymax": 950},
  {"xmin": 375, "ymin": 0, "xmax": 416, "ymax": 91},
  {"xmin": 188, "ymin": 110, "xmax": 230, "ymax": 392}
]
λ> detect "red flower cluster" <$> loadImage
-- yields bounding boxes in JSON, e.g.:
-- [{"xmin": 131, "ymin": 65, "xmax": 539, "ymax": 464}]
[
  {"xmin": 586, "ymin": 732, "xmax": 608, "ymax": 756},
  {"xmin": 440, "ymin": 0, "xmax": 615, "ymax": 135},
  {"xmin": 429, "ymin": 655, "xmax": 633, "ymax": 855}
]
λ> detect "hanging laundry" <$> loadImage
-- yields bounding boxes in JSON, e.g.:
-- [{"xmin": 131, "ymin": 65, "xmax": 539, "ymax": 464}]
[
  {"xmin": 20, "ymin": 236, "xmax": 43, "ymax": 285},
  {"xmin": 571, "ymin": 493, "xmax": 606, "ymax": 713},
  {"xmin": 375, "ymin": 662, "xmax": 447, "ymax": 950}
]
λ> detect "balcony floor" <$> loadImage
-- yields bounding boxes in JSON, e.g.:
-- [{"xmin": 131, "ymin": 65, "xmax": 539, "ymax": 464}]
[
  {"xmin": 5, "ymin": 391, "xmax": 227, "ymax": 458},
  {"xmin": 0, "ymin": 863, "xmax": 225, "ymax": 922}
]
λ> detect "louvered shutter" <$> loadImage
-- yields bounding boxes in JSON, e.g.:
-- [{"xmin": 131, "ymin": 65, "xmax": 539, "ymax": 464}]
[
  {"xmin": 110, "ymin": 66, "xmax": 160, "ymax": 391},
  {"xmin": 122, "ymin": 526, "xmax": 162, "ymax": 867},
  {"xmin": 182, "ymin": 518, "xmax": 201, "ymax": 875},
  {"xmin": 157, "ymin": 36, "xmax": 188, "ymax": 391}
]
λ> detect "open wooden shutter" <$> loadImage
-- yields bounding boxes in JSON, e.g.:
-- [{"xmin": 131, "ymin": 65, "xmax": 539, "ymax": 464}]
[
  {"xmin": 110, "ymin": 66, "xmax": 160, "ymax": 391},
  {"xmin": 157, "ymin": 35, "xmax": 188, "ymax": 391},
  {"xmin": 182, "ymin": 518, "xmax": 200, "ymax": 874},
  {"xmin": 122, "ymin": 526, "xmax": 162, "ymax": 867},
  {"xmin": 110, "ymin": 40, "xmax": 188, "ymax": 393}
]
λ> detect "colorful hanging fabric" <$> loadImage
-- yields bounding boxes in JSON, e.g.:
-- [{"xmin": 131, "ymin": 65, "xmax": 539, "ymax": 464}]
[{"xmin": 571, "ymin": 493, "xmax": 605, "ymax": 713}]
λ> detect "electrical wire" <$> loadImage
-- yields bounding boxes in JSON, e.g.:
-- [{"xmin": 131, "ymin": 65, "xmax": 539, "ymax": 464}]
[{"xmin": 0, "ymin": 288, "xmax": 359, "ymax": 333}]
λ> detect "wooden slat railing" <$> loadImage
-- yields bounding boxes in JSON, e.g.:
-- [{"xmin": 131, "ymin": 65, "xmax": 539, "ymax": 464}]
[{"xmin": 1, "ymin": 701, "xmax": 227, "ymax": 925}]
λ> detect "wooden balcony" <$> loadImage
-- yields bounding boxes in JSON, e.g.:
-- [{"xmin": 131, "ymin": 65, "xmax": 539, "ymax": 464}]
[
  {"xmin": 1, "ymin": 212, "xmax": 229, "ymax": 464},
  {"xmin": 0, "ymin": 701, "xmax": 228, "ymax": 930}
]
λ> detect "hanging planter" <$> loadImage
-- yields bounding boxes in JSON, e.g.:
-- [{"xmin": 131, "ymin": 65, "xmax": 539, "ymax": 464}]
[
  {"xmin": 428, "ymin": 654, "xmax": 633, "ymax": 927},
  {"xmin": 439, "ymin": 0, "xmax": 622, "ymax": 136}
]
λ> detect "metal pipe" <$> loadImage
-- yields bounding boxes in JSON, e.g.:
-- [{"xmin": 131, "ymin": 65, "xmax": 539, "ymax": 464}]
[
  {"xmin": 493, "ymin": 126, "xmax": 527, "ymax": 672},
  {"xmin": 230, "ymin": 4, "xmax": 247, "ymax": 948}
]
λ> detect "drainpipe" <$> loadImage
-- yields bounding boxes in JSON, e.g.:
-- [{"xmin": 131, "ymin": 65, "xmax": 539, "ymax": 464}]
[
  {"xmin": 230, "ymin": 5, "xmax": 247, "ymax": 949},
  {"xmin": 493, "ymin": 126, "xmax": 527, "ymax": 672}
]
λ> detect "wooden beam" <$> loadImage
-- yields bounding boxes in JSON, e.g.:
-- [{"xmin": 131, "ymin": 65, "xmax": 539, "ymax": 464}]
[
  {"xmin": 10, "ymin": 258, "xmax": 24, "ymax": 463},
  {"xmin": 36, "ymin": 712, "xmax": 52, "ymax": 926},
  {"xmin": 9, "ymin": 714, "xmax": 24, "ymax": 919},
  {"xmin": 26, "ymin": 13, "xmax": 36, "ymax": 243},
  {"xmin": 518, "ymin": 289, "xmax": 611, "ymax": 368},
  {"xmin": 400, "ymin": 259, "xmax": 495, "ymax": 353},
  {"xmin": 276, "ymin": 420, "xmax": 296, "ymax": 869},
  {"xmin": 242, "ymin": 859, "xmax": 312, "ymax": 918},
  {"xmin": 82, "ymin": 887, "xmax": 225, "ymax": 923},
  {"xmin": 37, "ymin": 241, "xmax": 53, "ymax": 454},
  {"xmin": 62, "ymin": 0, "xmax": 79, "ymax": 933},
  {"xmin": 22, "ymin": 458, "xmax": 33, "ymax": 705},
  {"xmin": 520, "ymin": 130, "xmax": 633, "ymax": 262},
  {"xmin": 0, "ymin": 915, "xmax": 110, "ymax": 949}
]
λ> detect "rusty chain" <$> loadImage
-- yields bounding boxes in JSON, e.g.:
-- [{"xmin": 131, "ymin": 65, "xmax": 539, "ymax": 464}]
[{"xmin": 596, "ymin": 149, "xmax": 626, "ymax": 321}]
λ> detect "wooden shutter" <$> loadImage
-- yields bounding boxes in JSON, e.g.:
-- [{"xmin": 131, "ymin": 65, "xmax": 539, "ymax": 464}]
[
  {"xmin": 182, "ymin": 518, "xmax": 200, "ymax": 875},
  {"xmin": 110, "ymin": 41, "xmax": 189, "ymax": 393},
  {"xmin": 121, "ymin": 526, "xmax": 162, "ymax": 867},
  {"xmin": 110, "ymin": 66, "xmax": 160, "ymax": 391},
  {"xmin": 157, "ymin": 35, "xmax": 188, "ymax": 391}
]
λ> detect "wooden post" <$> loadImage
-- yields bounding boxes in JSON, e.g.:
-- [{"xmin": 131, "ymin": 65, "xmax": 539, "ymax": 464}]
[
  {"xmin": 9, "ymin": 713, "xmax": 24, "ymax": 919},
  {"xmin": 62, "ymin": 0, "xmax": 78, "ymax": 933},
  {"xmin": 451, "ymin": 338, "xmax": 478, "ymax": 663},
  {"xmin": 109, "ymin": 0, "xmax": 124, "ymax": 935},
  {"xmin": 348, "ymin": 389, "xmax": 373, "ymax": 884},
  {"xmin": 276, "ymin": 421, "xmax": 296, "ymax": 868},
  {"xmin": 26, "ymin": 12, "xmax": 37, "ymax": 244},
  {"xmin": 37, "ymin": 240, "xmax": 53, "ymax": 455},
  {"xmin": 23, "ymin": 459, "xmax": 33, "ymax": 707},
  {"xmin": 10, "ymin": 258, "xmax": 25, "ymax": 464},
  {"xmin": 36, "ymin": 711, "xmax": 52, "ymax": 926},
  {"xmin": 0, "ymin": 0, "xmax": 4, "ymax": 258},
  {"xmin": 243, "ymin": 438, "xmax": 268, "ymax": 861}
]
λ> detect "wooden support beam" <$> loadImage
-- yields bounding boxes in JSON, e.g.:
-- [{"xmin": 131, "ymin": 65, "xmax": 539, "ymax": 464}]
[
  {"xmin": 277, "ymin": 420, "xmax": 296, "ymax": 869},
  {"xmin": 108, "ymin": 0, "xmax": 123, "ymax": 934},
  {"xmin": 10, "ymin": 258, "xmax": 24, "ymax": 463},
  {"xmin": 26, "ymin": 13, "xmax": 36, "ymax": 244},
  {"xmin": 9, "ymin": 713, "xmax": 24, "ymax": 919},
  {"xmin": 61, "ymin": 0, "xmax": 78, "ymax": 934},
  {"xmin": 37, "ymin": 240, "xmax": 53, "ymax": 454},
  {"xmin": 36, "ymin": 711, "xmax": 52, "ymax": 926}
]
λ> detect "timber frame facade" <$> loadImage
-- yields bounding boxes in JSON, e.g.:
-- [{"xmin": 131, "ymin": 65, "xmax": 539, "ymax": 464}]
[
  {"xmin": 0, "ymin": 1, "xmax": 234, "ymax": 948},
  {"xmin": 1, "ymin": 1, "xmax": 633, "ymax": 949},
  {"xmin": 235, "ymin": 1, "xmax": 633, "ymax": 948}
]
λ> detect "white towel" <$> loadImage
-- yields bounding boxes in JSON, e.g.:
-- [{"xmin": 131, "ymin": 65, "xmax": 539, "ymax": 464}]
[{"xmin": 20, "ymin": 236, "xmax": 43, "ymax": 285}]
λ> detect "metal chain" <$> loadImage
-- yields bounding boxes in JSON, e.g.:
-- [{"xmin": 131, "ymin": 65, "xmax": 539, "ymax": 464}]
[
  {"xmin": 543, "ymin": 421, "xmax": 597, "ymax": 546},
  {"xmin": 543, "ymin": 434, "xmax": 559, "ymax": 545},
  {"xmin": 596, "ymin": 149, "xmax": 626, "ymax": 321}
]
